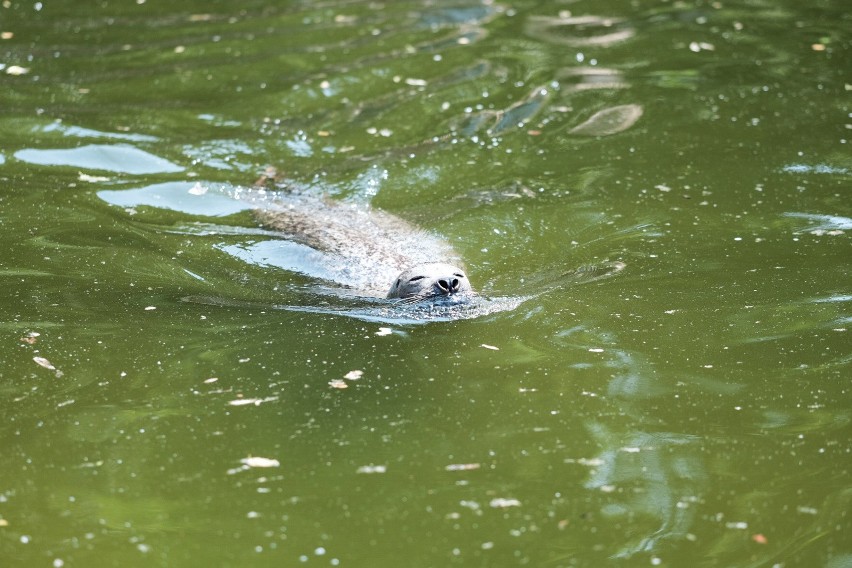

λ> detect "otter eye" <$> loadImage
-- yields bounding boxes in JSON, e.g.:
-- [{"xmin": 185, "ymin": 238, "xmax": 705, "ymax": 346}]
[
  {"xmin": 395, "ymin": 279, "xmax": 401, "ymax": 288},
  {"xmin": 409, "ymin": 276, "xmax": 426, "ymax": 282},
  {"xmin": 454, "ymin": 273, "xmax": 465, "ymax": 278}
]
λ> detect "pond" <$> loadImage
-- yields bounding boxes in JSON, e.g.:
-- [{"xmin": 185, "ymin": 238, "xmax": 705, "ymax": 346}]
[{"xmin": 1, "ymin": 0, "xmax": 850, "ymax": 566}]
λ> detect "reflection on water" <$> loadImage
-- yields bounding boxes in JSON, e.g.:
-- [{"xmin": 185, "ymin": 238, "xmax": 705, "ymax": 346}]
[
  {"xmin": 569, "ymin": 103, "xmax": 643, "ymax": 136},
  {"xmin": 525, "ymin": 14, "xmax": 636, "ymax": 48},
  {"xmin": 99, "ymin": 182, "xmax": 250, "ymax": 217},
  {"xmin": 586, "ymin": 425, "xmax": 703, "ymax": 557},
  {"xmin": 15, "ymin": 144, "xmax": 183, "ymax": 174},
  {"xmin": 556, "ymin": 66, "xmax": 629, "ymax": 92},
  {"xmin": 37, "ymin": 120, "xmax": 160, "ymax": 142}
]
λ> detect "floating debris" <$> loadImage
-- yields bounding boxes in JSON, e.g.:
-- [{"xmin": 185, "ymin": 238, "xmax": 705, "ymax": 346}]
[
  {"xmin": 5, "ymin": 64, "xmax": 29, "ymax": 75},
  {"xmin": 356, "ymin": 464, "xmax": 387, "ymax": 474},
  {"xmin": 33, "ymin": 356, "xmax": 56, "ymax": 371},
  {"xmin": 564, "ymin": 457, "xmax": 605, "ymax": 467},
  {"xmin": 241, "ymin": 456, "xmax": 280, "ymax": 468},
  {"xmin": 227, "ymin": 397, "xmax": 278, "ymax": 407},
  {"xmin": 78, "ymin": 172, "xmax": 110, "ymax": 183},
  {"xmin": 226, "ymin": 456, "xmax": 280, "ymax": 476},
  {"xmin": 689, "ymin": 41, "xmax": 715, "ymax": 52},
  {"xmin": 20, "ymin": 331, "xmax": 40, "ymax": 345},
  {"xmin": 489, "ymin": 498, "xmax": 521, "ymax": 508},
  {"xmin": 445, "ymin": 463, "xmax": 481, "ymax": 472}
]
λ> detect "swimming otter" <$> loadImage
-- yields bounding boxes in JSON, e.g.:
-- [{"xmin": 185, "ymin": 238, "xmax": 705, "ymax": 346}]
[{"xmin": 249, "ymin": 190, "xmax": 474, "ymax": 301}]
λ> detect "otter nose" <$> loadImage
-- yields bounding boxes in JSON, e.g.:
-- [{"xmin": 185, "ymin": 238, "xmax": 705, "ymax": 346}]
[{"xmin": 437, "ymin": 277, "xmax": 460, "ymax": 294}]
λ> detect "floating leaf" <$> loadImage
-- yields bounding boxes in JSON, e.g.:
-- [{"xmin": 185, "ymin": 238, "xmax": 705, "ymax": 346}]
[
  {"xmin": 241, "ymin": 456, "xmax": 280, "ymax": 468},
  {"xmin": 79, "ymin": 172, "xmax": 111, "ymax": 182},
  {"xmin": 33, "ymin": 356, "xmax": 56, "ymax": 370},
  {"xmin": 228, "ymin": 397, "xmax": 278, "ymax": 407},
  {"xmin": 445, "ymin": 463, "xmax": 481, "ymax": 471},
  {"xmin": 20, "ymin": 332, "xmax": 40, "ymax": 345},
  {"xmin": 356, "ymin": 464, "xmax": 387, "ymax": 474},
  {"xmin": 5, "ymin": 65, "xmax": 29, "ymax": 76},
  {"xmin": 489, "ymin": 498, "xmax": 521, "ymax": 508}
]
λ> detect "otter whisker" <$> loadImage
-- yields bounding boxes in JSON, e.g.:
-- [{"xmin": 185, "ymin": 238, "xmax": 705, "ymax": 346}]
[{"xmin": 394, "ymin": 290, "xmax": 438, "ymax": 305}]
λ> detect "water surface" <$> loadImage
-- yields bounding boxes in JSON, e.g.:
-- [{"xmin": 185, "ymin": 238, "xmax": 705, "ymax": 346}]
[{"xmin": 1, "ymin": 0, "xmax": 849, "ymax": 566}]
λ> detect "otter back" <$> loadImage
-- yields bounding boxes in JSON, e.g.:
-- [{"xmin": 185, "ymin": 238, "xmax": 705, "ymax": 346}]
[{"xmin": 252, "ymin": 193, "xmax": 463, "ymax": 296}]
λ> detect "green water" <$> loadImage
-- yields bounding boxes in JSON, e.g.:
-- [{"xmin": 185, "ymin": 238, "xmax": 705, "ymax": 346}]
[{"xmin": 1, "ymin": 0, "xmax": 850, "ymax": 566}]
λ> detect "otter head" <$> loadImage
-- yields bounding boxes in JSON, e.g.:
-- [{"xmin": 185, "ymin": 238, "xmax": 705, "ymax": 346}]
[{"xmin": 387, "ymin": 262, "xmax": 473, "ymax": 301}]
